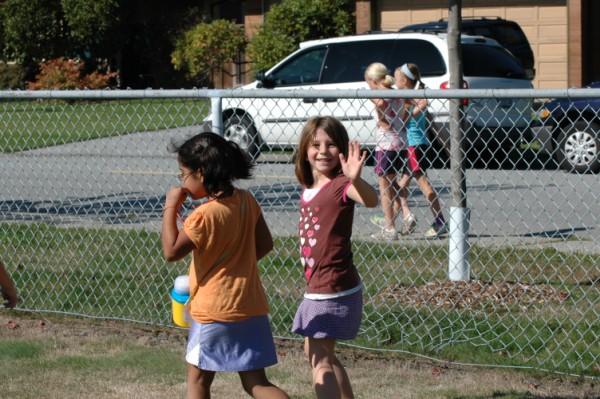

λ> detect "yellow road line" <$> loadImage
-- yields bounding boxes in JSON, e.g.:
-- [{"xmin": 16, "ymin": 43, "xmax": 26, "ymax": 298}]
[
  {"xmin": 111, "ymin": 170, "xmax": 296, "ymax": 179},
  {"xmin": 111, "ymin": 170, "xmax": 174, "ymax": 176}
]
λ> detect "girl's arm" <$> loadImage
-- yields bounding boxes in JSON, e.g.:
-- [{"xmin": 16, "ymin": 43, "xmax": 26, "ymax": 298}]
[
  {"xmin": 411, "ymin": 98, "xmax": 429, "ymax": 117},
  {"xmin": 0, "ymin": 261, "xmax": 18, "ymax": 308},
  {"xmin": 347, "ymin": 176, "xmax": 379, "ymax": 208},
  {"xmin": 403, "ymin": 98, "xmax": 428, "ymax": 120},
  {"xmin": 370, "ymin": 98, "xmax": 389, "ymax": 128},
  {"xmin": 340, "ymin": 141, "xmax": 379, "ymax": 208},
  {"xmin": 255, "ymin": 212, "xmax": 274, "ymax": 261},
  {"xmin": 162, "ymin": 187, "xmax": 196, "ymax": 262}
]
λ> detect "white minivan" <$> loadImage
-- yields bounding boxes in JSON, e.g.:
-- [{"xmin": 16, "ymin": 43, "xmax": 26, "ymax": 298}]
[{"xmin": 203, "ymin": 32, "xmax": 533, "ymax": 159}]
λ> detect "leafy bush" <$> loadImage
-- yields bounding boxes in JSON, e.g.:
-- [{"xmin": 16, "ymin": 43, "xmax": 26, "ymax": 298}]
[
  {"xmin": 0, "ymin": 63, "xmax": 26, "ymax": 89},
  {"xmin": 171, "ymin": 19, "xmax": 247, "ymax": 86},
  {"xmin": 247, "ymin": 0, "xmax": 354, "ymax": 73},
  {"xmin": 26, "ymin": 57, "xmax": 118, "ymax": 90}
]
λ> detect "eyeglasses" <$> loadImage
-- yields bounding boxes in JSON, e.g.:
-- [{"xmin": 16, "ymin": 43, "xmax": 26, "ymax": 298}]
[{"xmin": 177, "ymin": 172, "xmax": 193, "ymax": 182}]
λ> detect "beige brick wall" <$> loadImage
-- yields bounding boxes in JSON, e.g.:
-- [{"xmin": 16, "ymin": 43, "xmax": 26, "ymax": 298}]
[{"xmin": 378, "ymin": 0, "xmax": 569, "ymax": 88}]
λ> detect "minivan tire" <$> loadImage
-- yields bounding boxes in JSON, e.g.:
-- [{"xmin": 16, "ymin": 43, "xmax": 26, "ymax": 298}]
[
  {"xmin": 555, "ymin": 120, "xmax": 599, "ymax": 174},
  {"xmin": 223, "ymin": 114, "xmax": 261, "ymax": 160}
]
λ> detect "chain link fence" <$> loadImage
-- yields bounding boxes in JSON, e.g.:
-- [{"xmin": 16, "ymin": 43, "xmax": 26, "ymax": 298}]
[{"xmin": 0, "ymin": 88, "xmax": 598, "ymax": 377}]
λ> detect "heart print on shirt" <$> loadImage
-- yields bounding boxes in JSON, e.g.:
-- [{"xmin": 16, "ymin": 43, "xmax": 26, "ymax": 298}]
[{"xmin": 299, "ymin": 205, "xmax": 320, "ymax": 280}]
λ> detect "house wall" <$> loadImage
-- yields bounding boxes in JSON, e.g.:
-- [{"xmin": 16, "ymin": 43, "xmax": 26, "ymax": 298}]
[{"xmin": 372, "ymin": 0, "xmax": 573, "ymax": 88}]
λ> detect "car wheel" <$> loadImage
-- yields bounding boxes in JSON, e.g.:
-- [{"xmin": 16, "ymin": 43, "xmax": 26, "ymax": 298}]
[
  {"xmin": 555, "ymin": 120, "xmax": 599, "ymax": 173},
  {"xmin": 223, "ymin": 114, "xmax": 261, "ymax": 160}
]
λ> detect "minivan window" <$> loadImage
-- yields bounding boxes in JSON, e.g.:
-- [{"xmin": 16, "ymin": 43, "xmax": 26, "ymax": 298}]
[
  {"xmin": 269, "ymin": 47, "xmax": 326, "ymax": 86},
  {"xmin": 389, "ymin": 39, "xmax": 446, "ymax": 77},
  {"xmin": 321, "ymin": 39, "xmax": 447, "ymax": 84},
  {"xmin": 321, "ymin": 40, "xmax": 394, "ymax": 84},
  {"xmin": 462, "ymin": 44, "xmax": 528, "ymax": 79}
]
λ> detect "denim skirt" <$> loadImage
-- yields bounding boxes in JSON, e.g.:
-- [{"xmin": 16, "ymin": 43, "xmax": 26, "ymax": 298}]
[{"xmin": 185, "ymin": 315, "xmax": 278, "ymax": 371}]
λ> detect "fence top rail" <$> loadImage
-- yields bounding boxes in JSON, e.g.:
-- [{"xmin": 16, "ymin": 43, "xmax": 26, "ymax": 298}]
[{"xmin": 1, "ymin": 88, "xmax": 600, "ymax": 100}]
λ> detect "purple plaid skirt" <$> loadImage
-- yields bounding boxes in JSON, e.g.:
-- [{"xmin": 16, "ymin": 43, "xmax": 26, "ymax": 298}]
[{"xmin": 292, "ymin": 288, "xmax": 363, "ymax": 340}]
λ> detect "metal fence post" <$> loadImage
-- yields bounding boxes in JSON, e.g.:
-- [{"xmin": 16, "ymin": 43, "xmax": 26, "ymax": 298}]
[
  {"xmin": 448, "ymin": 0, "xmax": 471, "ymax": 281},
  {"xmin": 211, "ymin": 96, "xmax": 223, "ymax": 136}
]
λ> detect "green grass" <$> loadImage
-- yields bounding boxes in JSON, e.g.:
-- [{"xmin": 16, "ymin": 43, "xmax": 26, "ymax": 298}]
[
  {"xmin": 0, "ymin": 98, "xmax": 210, "ymax": 152},
  {"xmin": 0, "ymin": 340, "xmax": 44, "ymax": 361},
  {"xmin": 1, "ymin": 224, "xmax": 599, "ymax": 377}
]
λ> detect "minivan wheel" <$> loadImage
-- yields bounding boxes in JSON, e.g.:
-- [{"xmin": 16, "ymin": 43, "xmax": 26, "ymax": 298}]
[
  {"xmin": 223, "ymin": 114, "xmax": 261, "ymax": 160},
  {"xmin": 555, "ymin": 120, "xmax": 599, "ymax": 174}
]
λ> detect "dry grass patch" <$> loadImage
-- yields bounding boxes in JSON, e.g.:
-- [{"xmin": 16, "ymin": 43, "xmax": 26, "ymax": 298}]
[{"xmin": 1, "ymin": 312, "xmax": 598, "ymax": 399}]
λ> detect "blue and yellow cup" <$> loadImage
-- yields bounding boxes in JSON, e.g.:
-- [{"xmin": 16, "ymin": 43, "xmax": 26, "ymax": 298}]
[
  {"xmin": 171, "ymin": 275, "xmax": 191, "ymax": 328},
  {"xmin": 171, "ymin": 289, "xmax": 190, "ymax": 328}
]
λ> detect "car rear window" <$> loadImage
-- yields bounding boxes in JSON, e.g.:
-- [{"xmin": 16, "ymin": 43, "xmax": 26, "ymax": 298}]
[
  {"xmin": 462, "ymin": 44, "xmax": 528, "ymax": 79},
  {"xmin": 389, "ymin": 39, "xmax": 446, "ymax": 77},
  {"xmin": 493, "ymin": 24, "xmax": 528, "ymax": 46}
]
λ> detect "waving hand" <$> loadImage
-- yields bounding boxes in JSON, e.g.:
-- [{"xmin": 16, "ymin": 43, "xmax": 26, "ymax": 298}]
[{"xmin": 339, "ymin": 141, "xmax": 378, "ymax": 207}]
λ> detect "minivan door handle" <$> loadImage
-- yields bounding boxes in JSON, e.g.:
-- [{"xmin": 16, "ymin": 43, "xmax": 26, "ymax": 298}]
[
  {"xmin": 303, "ymin": 98, "xmax": 318, "ymax": 103},
  {"xmin": 322, "ymin": 98, "xmax": 338, "ymax": 103}
]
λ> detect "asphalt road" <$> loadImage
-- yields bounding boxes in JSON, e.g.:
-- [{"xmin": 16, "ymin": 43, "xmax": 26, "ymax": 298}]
[{"xmin": 1, "ymin": 128, "xmax": 597, "ymax": 255}]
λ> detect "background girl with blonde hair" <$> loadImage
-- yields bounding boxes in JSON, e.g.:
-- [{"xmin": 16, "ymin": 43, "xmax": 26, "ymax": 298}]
[{"xmin": 364, "ymin": 62, "xmax": 413, "ymax": 240}]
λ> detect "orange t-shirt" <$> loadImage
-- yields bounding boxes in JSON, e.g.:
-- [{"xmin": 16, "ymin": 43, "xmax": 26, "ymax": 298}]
[{"xmin": 183, "ymin": 189, "xmax": 269, "ymax": 323}]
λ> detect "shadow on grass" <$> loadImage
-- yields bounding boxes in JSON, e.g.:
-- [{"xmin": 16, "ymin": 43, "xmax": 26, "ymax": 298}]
[{"xmin": 455, "ymin": 393, "xmax": 583, "ymax": 399}]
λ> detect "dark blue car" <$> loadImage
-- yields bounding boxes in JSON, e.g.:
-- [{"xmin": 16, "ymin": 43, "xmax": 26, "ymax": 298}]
[
  {"xmin": 399, "ymin": 17, "xmax": 535, "ymax": 80},
  {"xmin": 535, "ymin": 81, "xmax": 600, "ymax": 173}
]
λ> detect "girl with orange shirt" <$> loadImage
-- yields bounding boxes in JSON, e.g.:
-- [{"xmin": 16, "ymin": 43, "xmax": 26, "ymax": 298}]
[{"xmin": 161, "ymin": 132, "xmax": 289, "ymax": 399}]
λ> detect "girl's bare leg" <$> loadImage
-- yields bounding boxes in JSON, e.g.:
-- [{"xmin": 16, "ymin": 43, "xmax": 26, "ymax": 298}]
[
  {"xmin": 239, "ymin": 369, "xmax": 290, "ymax": 399},
  {"xmin": 187, "ymin": 364, "xmax": 216, "ymax": 399},
  {"xmin": 415, "ymin": 173, "xmax": 443, "ymax": 219},
  {"xmin": 378, "ymin": 174, "xmax": 399, "ymax": 230},
  {"xmin": 397, "ymin": 173, "xmax": 413, "ymax": 219},
  {"xmin": 306, "ymin": 337, "xmax": 354, "ymax": 399},
  {"xmin": 331, "ymin": 354, "xmax": 354, "ymax": 399}
]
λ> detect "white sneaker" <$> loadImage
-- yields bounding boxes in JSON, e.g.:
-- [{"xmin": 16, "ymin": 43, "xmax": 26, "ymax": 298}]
[
  {"xmin": 400, "ymin": 214, "xmax": 417, "ymax": 236},
  {"xmin": 371, "ymin": 228, "xmax": 398, "ymax": 241},
  {"xmin": 424, "ymin": 222, "xmax": 448, "ymax": 238}
]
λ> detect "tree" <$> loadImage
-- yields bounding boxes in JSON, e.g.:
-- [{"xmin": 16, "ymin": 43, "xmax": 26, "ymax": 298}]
[
  {"xmin": 247, "ymin": 0, "xmax": 354, "ymax": 73},
  {"xmin": 61, "ymin": 0, "xmax": 122, "ymax": 61},
  {"xmin": 1, "ymin": 0, "xmax": 66, "ymax": 70},
  {"xmin": 171, "ymin": 19, "xmax": 247, "ymax": 87},
  {"xmin": 0, "ymin": 0, "xmax": 122, "ymax": 83}
]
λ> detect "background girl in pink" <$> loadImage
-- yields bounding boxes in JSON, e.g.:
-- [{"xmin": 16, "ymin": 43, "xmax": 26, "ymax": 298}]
[
  {"xmin": 364, "ymin": 62, "xmax": 413, "ymax": 240},
  {"xmin": 293, "ymin": 116, "xmax": 378, "ymax": 399}
]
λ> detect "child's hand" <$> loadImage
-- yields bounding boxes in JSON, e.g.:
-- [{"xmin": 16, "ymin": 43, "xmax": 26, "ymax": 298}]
[
  {"xmin": 339, "ymin": 140, "xmax": 367, "ymax": 182},
  {"xmin": 164, "ymin": 187, "xmax": 189, "ymax": 210},
  {"xmin": 1, "ymin": 285, "xmax": 17, "ymax": 309}
]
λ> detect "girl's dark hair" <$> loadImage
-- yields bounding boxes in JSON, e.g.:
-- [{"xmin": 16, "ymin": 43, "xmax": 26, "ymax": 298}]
[
  {"xmin": 295, "ymin": 116, "xmax": 349, "ymax": 187},
  {"xmin": 169, "ymin": 132, "xmax": 254, "ymax": 198}
]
